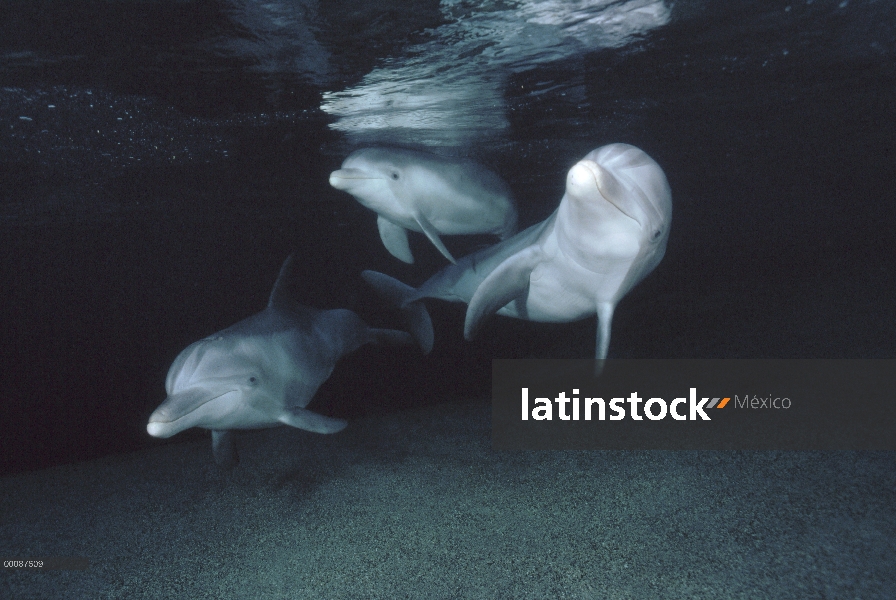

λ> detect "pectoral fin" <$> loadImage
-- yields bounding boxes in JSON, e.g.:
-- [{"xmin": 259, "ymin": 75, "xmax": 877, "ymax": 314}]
[
  {"xmin": 464, "ymin": 246, "xmax": 542, "ymax": 339},
  {"xmin": 279, "ymin": 406, "xmax": 348, "ymax": 434},
  {"xmin": 593, "ymin": 302, "xmax": 615, "ymax": 376},
  {"xmin": 595, "ymin": 302, "xmax": 615, "ymax": 361},
  {"xmin": 378, "ymin": 216, "xmax": 414, "ymax": 264},
  {"xmin": 413, "ymin": 211, "xmax": 457, "ymax": 264},
  {"xmin": 211, "ymin": 430, "xmax": 239, "ymax": 470}
]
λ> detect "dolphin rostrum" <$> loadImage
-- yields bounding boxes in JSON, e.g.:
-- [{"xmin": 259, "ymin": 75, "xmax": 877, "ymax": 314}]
[
  {"xmin": 329, "ymin": 147, "xmax": 518, "ymax": 264},
  {"xmin": 147, "ymin": 255, "xmax": 416, "ymax": 468},
  {"xmin": 362, "ymin": 143, "xmax": 672, "ymax": 362}
]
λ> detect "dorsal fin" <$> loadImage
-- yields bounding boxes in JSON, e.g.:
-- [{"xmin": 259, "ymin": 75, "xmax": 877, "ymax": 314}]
[{"xmin": 268, "ymin": 254, "xmax": 296, "ymax": 308}]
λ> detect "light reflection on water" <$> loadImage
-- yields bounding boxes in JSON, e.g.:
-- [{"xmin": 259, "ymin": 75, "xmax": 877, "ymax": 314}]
[{"xmin": 319, "ymin": 0, "xmax": 671, "ymax": 148}]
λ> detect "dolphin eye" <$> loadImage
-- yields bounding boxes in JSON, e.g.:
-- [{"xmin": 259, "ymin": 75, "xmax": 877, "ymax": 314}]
[
  {"xmin": 390, "ymin": 171, "xmax": 400, "ymax": 180},
  {"xmin": 651, "ymin": 229, "xmax": 662, "ymax": 241},
  {"xmin": 248, "ymin": 376, "xmax": 258, "ymax": 385}
]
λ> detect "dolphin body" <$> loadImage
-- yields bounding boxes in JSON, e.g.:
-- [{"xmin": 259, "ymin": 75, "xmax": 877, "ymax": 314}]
[
  {"xmin": 147, "ymin": 256, "xmax": 414, "ymax": 469},
  {"xmin": 362, "ymin": 143, "xmax": 672, "ymax": 362},
  {"xmin": 329, "ymin": 147, "xmax": 518, "ymax": 264}
]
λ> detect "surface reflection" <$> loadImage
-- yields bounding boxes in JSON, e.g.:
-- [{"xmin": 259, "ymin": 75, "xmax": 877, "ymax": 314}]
[{"xmin": 319, "ymin": 0, "xmax": 670, "ymax": 147}]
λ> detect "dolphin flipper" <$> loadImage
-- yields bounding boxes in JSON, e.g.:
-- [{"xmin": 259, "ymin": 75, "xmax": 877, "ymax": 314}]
[
  {"xmin": 377, "ymin": 216, "xmax": 414, "ymax": 264},
  {"xmin": 593, "ymin": 302, "xmax": 616, "ymax": 376},
  {"xmin": 211, "ymin": 430, "xmax": 239, "ymax": 470},
  {"xmin": 280, "ymin": 406, "xmax": 348, "ymax": 434},
  {"xmin": 595, "ymin": 302, "xmax": 615, "ymax": 361},
  {"xmin": 413, "ymin": 210, "xmax": 458, "ymax": 264},
  {"xmin": 362, "ymin": 270, "xmax": 434, "ymax": 354},
  {"xmin": 464, "ymin": 246, "xmax": 543, "ymax": 340}
]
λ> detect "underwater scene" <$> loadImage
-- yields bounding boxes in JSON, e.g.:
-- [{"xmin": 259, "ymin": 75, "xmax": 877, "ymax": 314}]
[{"xmin": 1, "ymin": 0, "xmax": 894, "ymax": 597}]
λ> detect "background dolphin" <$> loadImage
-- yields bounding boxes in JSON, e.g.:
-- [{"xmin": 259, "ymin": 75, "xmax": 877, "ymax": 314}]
[
  {"xmin": 147, "ymin": 255, "xmax": 415, "ymax": 468},
  {"xmin": 362, "ymin": 143, "xmax": 672, "ymax": 362},
  {"xmin": 329, "ymin": 147, "xmax": 518, "ymax": 264}
]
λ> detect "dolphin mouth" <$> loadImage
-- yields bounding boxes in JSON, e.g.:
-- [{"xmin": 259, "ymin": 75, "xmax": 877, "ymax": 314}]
[
  {"xmin": 329, "ymin": 168, "xmax": 376, "ymax": 186},
  {"xmin": 576, "ymin": 160, "xmax": 642, "ymax": 225},
  {"xmin": 578, "ymin": 157, "xmax": 669, "ymax": 239},
  {"xmin": 146, "ymin": 389, "xmax": 238, "ymax": 437}
]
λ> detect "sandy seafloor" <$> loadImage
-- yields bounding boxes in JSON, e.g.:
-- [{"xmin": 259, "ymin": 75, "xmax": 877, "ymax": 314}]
[{"xmin": 2, "ymin": 400, "xmax": 893, "ymax": 599}]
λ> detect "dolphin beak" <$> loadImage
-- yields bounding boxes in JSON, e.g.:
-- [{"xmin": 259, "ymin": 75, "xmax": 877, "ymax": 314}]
[
  {"xmin": 146, "ymin": 419, "xmax": 172, "ymax": 438},
  {"xmin": 147, "ymin": 400, "xmax": 181, "ymax": 438},
  {"xmin": 578, "ymin": 160, "xmax": 632, "ymax": 216},
  {"xmin": 329, "ymin": 168, "xmax": 372, "ymax": 189},
  {"xmin": 575, "ymin": 159, "xmax": 655, "ymax": 230},
  {"xmin": 146, "ymin": 388, "xmax": 230, "ymax": 438}
]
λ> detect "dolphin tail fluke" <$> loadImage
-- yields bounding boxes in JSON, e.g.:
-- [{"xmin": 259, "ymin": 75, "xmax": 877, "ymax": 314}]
[
  {"xmin": 211, "ymin": 430, "xmax": 239, "ymax": 470},
  {"xmin": 368, "ymin": 328, "xmax": 414, "ymax": 347},
  {"xmin": 403, "ymin": 303, "xmax": 434, "ymax": 355},
  {"xmin": 361, "ymin": 270, "xmax": 434, "ymax": 354}
]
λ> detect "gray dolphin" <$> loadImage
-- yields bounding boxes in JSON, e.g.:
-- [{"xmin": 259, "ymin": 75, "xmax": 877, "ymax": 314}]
[
  {"xmin": 329, "ymin": 147, "xmax": 518, "ymax": 264},
  {"xmin": 147, "ymin": 255, "xmax": 415, "ymax": 468},
  {"xmin": 362, "ymin": 143, "xmax": 672, "ymax": 361}
]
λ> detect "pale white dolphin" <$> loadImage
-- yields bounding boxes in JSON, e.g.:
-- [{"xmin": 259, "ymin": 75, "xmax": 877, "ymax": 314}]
[
  {"xmin": 329, "ymin": 147, "xmax": 518, "ymax": 264},
  {"xmin": 147, "ymin": 255, "xmax": 415, "ymax": 469},
  {"xmin": 362, "ymin": 143, "xmax": 672, "ymax": 362}
]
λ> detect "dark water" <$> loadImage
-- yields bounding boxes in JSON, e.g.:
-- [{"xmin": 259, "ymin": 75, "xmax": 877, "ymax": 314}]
[{"xmin": 1, "ymin": 0, "xmax": 894, "ymax": 475}]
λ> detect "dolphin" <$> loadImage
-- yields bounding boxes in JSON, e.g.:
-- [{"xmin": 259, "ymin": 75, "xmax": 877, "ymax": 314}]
[
  {"xmin": 147, "ymin": 255, "xmax": 415, "ymax": 469},
  {"xmin": 329, "ymin": 147, "xmax": 518, "ymax": 264},
  {"xmin": 362, "ymin": 143, "xmax": 672, "ymax": 362}
]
